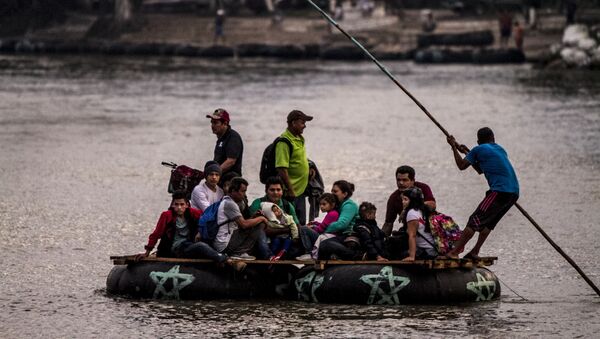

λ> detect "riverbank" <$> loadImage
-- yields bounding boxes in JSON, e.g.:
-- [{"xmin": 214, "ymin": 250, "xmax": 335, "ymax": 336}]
[{"xmin": 0, "ymin": 6, "xmax": 566, "ymax": 63}]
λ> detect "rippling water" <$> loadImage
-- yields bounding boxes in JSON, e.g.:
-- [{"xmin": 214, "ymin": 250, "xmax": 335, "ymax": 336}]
[{"xmin": 1, "ymin": 55, "xmax": 599, "ymax": 338}]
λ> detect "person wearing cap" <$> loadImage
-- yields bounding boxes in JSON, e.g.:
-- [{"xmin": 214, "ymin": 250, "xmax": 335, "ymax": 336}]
[
  {"xmin": 206, "ymin": 108, "xmax": 244, "ymax": 181},
  {"xmin": 276, "ymin": 109, "xmax": 313, "ymax": 226},
  {"xmin": 191, "ymin": 160, "xmax": 224, "ymax": 211}
]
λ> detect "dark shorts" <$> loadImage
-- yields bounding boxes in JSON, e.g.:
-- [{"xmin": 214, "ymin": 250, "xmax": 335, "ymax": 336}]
[{"xmin": 467, "ymin": 191, "xmax": 518, "ymax": 232}]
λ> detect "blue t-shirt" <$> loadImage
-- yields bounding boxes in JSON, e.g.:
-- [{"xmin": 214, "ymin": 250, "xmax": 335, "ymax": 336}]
[{"xmin": 465, "ymin": 143, "xmax": 519, "ymax": 194}]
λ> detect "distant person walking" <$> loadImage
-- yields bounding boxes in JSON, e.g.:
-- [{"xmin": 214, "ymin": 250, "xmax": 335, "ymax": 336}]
[
  {"xmin": 513, "ymin": 21, "xmax": 524, "ymax": 50},
  {"xmin": 565, "ymin": 0, "xmax": 577, "ymax": 25},
  {"xmin": 445, "ymin": 127, "xmax": 519, "ymax": 260},
  {"xmin": 420, "ymin": 9, "xmax": 437, "ymax": 33},
  {"xmin": 498, "ymin": 10, "xmax": 513, "ymax": 48},
  {"xmin": 214, "ymin": 8, "xmax": 226, "ymax": 44}
]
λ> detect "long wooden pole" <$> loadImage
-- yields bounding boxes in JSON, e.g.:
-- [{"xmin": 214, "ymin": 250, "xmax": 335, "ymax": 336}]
[{"xmin": 304, "ymin": 0, "xmax": 600, "ymax": 298}]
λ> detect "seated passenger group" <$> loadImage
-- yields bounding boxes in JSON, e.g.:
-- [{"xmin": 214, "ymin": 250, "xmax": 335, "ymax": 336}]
[{"xmin": 138, "ymin": 163, "xmax": 442, "ymax": 268}]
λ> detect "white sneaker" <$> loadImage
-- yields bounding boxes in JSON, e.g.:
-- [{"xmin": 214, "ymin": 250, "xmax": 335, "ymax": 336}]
[
  {"xmin": 231, "ymin": 253, "xmax": 256, "ymax": 261},
  {"xmin": 295, "ymin": 254, "xmax": 313, "ymax": 261}
]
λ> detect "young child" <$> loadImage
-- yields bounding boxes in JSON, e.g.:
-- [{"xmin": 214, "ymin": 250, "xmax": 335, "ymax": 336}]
[
  {"xmin": 354, "ymin": 202, "xmax": 387, "ymax": 261},
  {"xmin": 261, "ymin": 202, "xmax": 299, "ymax": 261},
  {"xmin": 309, "ymin": 193, "xmax": 339, "ymax": 233},
  {"xmin": 309, "ymin": 193, "xmax": 340, "ymax": 259}
]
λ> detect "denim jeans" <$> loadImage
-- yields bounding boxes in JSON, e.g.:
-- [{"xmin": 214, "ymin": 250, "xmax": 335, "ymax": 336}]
[
  {"xmin": 255, "ymin": 228, "xmax": 273, "ymax": 259},
  {"xmin": 176, "ymin": 240, "xmax": 228, "ymax": 263},
  {"xmin": 299, "ymin": 226, "xmax": 319, "ymax": 254},
  {"xmin": 271, "ymin": 236, "xmax": 292, "ymax": 253}
]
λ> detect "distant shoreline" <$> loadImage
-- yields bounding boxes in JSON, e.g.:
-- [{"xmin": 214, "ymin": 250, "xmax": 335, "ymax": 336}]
[{"xmin": 0, "ymin": 9, "xmax": 565, "ymax": 64}]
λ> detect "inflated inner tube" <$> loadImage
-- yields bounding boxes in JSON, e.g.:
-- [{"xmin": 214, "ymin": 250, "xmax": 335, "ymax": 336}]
[
  {"xmin": 107, "ymin": 261, "xmax": 500, "ymax": 305},
  {"xmin": 107, "ymin": 262, "xmax": 297, "ymax": 300},
  {"xmin": 293, "ymin": 265, "xmax": 500, "ymax": 305}
]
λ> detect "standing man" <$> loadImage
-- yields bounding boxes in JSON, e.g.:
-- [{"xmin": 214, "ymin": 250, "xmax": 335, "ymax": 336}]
[
  {"xmin": 276, "ymin": 110, "xmax": 313, "ymax": 226},
  {"xmin": 446, "ymin": 127, "xmax": 519, "ymax": 259},
  {"xmin": 382, "ymin": 165, "xmax": 436, "ymax": 237},
  {"xmin": 206, "ymin": 108, "xmax": 243, "ymax": 180}
]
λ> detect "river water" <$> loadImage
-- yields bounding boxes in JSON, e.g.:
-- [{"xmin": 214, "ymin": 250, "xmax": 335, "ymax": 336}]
[{"xmin": 0, "ymin": 54, "xmax": 599, "ymax": 338}]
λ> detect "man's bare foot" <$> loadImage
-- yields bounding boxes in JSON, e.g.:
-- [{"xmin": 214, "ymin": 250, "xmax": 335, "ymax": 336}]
[{"xmin": 444, "ymin": 252, "xmax": 459, "ymax": 259}]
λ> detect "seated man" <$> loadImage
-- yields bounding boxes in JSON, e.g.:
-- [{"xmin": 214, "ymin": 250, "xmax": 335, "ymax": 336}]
[
  {"xmin": 212, "ymin": 177, "xmax": 269, "ymax": 260},
  {"xmin": 137, "ymin": 192, "xmax": 244, "ymax": 270},
  {"xmin": 382, "ymin": 165, "xmax": 436, "ymax": 237},
  {"xmin": 249, "ymin": 176, "xmax": 301, "ymax": 259},
  {"xmin": 249, "ymin": 176, "xmax": 300, "ymax": 226}
]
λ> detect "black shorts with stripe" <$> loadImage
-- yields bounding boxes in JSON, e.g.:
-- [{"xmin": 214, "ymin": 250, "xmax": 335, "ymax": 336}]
[{"xmin": 467, "ymin": 190, "xmax": 518, "ymax": 232}]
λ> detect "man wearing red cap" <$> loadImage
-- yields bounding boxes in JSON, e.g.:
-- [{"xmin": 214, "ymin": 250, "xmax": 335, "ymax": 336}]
[
  {"xmin": 275, "ymin": 109, "xmax": 313, "ymax": 226},
  {"xmin": 206, "ymin": 108, "xmax": 244, "ymax": 180}
]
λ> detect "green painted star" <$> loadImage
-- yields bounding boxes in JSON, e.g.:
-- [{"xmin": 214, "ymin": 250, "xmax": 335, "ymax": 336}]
[
  {"xmin": 149, "ymin": 265, "xmax": 195, "ymax": 299},
  {"xmin": 466, "ymin": 272, "xmax": 497, "ymax": 301},
  {"xmin": 360, "ymin": 266, "xmax": 410, "ymax": 305},
  {"xmin": 294, "ymin": 271, "xmax": 324, "ymax": 302}
]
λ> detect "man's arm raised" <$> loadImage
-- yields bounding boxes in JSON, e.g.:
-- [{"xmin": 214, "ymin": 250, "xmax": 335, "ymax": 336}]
[{"xmin": 447, "ymin": 135, "xmax": 471, "ymax": 171}]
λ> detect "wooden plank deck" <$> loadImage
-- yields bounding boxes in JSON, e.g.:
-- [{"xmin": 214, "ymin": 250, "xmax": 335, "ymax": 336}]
[{"xmin": 110, "ymin": 255, "xmax": 497, "ymax": 270}]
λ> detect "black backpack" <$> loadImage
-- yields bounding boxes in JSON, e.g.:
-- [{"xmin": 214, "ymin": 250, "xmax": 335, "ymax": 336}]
[{"xmin": 259, "ymin": 137, "xmax": 292, "ymax": 184}]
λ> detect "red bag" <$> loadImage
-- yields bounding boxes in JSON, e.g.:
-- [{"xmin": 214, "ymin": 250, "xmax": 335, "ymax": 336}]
[{"xmin": 162, "ymin": 162, "xmax": 204, "ymax": 198}]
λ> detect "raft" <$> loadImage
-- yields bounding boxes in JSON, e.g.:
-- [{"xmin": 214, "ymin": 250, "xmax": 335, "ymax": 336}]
[{"xmin": 107, "ymin": 256, "xmax": 500, "ymax": 305}]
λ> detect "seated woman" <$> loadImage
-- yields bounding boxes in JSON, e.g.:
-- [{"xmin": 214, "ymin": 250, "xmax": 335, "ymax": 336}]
[
  {"xmin": 261, "ymin": 202, "xmax": 299, "ymax": 261},
  {"xmin": 400, "ymin": 187, "xmax": 438, "ymax": 261},
  {"xmin": 317, "ymin": 180, "xmax": 360, "ymax": 260}
]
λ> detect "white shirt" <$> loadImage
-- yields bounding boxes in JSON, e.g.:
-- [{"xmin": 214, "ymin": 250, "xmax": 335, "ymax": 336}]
[
  {"xmin": 406, "ymin": 209, "xmax": 435, "ymax": 250},
  {"xmin": 190, "ymin": 181, "xmax": 224, "ymax": 211}
]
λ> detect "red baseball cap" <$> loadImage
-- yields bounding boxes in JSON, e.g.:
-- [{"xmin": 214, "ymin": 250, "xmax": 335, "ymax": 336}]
[{"xmin": 206, "ymin": 108, "xmax": 230, "ymax": 123}]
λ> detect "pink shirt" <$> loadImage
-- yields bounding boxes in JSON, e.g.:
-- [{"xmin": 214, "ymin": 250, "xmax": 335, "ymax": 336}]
[{"xmin": 313, "ymin": 210, "xmax": 340, "ymax": 234}]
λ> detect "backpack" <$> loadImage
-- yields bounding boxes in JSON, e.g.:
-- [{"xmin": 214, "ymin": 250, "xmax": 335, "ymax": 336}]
[
  {"xmin": 162, "ymin": 161, "xmax": 204, "ymax": 199},
  {"xmin": 197, "ymin": 200, "xmax": 233, "ymax": 243},
  {"xmin": 428, "ymin": 212, "xmax": 462, "ymax": 255},
  {"xmin": 259, "ymin": 137, "xmax": 292, "ymax": 184}
]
